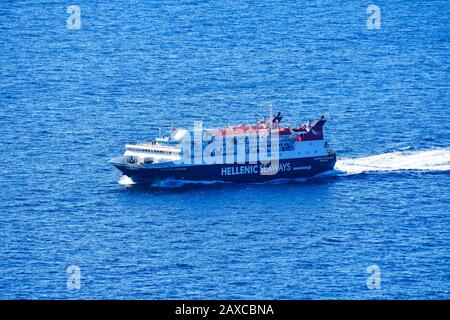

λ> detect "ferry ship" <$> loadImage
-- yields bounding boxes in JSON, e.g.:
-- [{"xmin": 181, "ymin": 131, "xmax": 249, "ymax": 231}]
[{"xmin": 109, "ymin": 112, "xmax": 337, "ymax": 184}]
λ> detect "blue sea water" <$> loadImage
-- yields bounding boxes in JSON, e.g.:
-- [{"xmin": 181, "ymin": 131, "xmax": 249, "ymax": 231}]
[{"xmin": 0, "ymin": 0, "xmax": 449, "ymax": 299}]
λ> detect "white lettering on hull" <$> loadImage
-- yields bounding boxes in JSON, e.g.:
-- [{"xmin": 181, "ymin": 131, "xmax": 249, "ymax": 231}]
[{"xmin": 220, "ymin": 163, "xmax": 292, "ymax": 176}]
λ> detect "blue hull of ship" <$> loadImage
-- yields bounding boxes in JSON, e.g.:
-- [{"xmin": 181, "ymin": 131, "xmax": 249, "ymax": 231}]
[{"xmin": 111, "ymin": 155, "xmax": 337, "ymax": 184}]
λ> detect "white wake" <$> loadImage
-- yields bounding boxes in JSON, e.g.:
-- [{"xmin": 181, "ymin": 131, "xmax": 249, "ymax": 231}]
[
  {"xmin": 118, "ymin": 175, "xmax": 136, "ymax": 185},
  {"xmin": 335, "ymin": 147, "xmax": 450, "ymax": 175}
]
